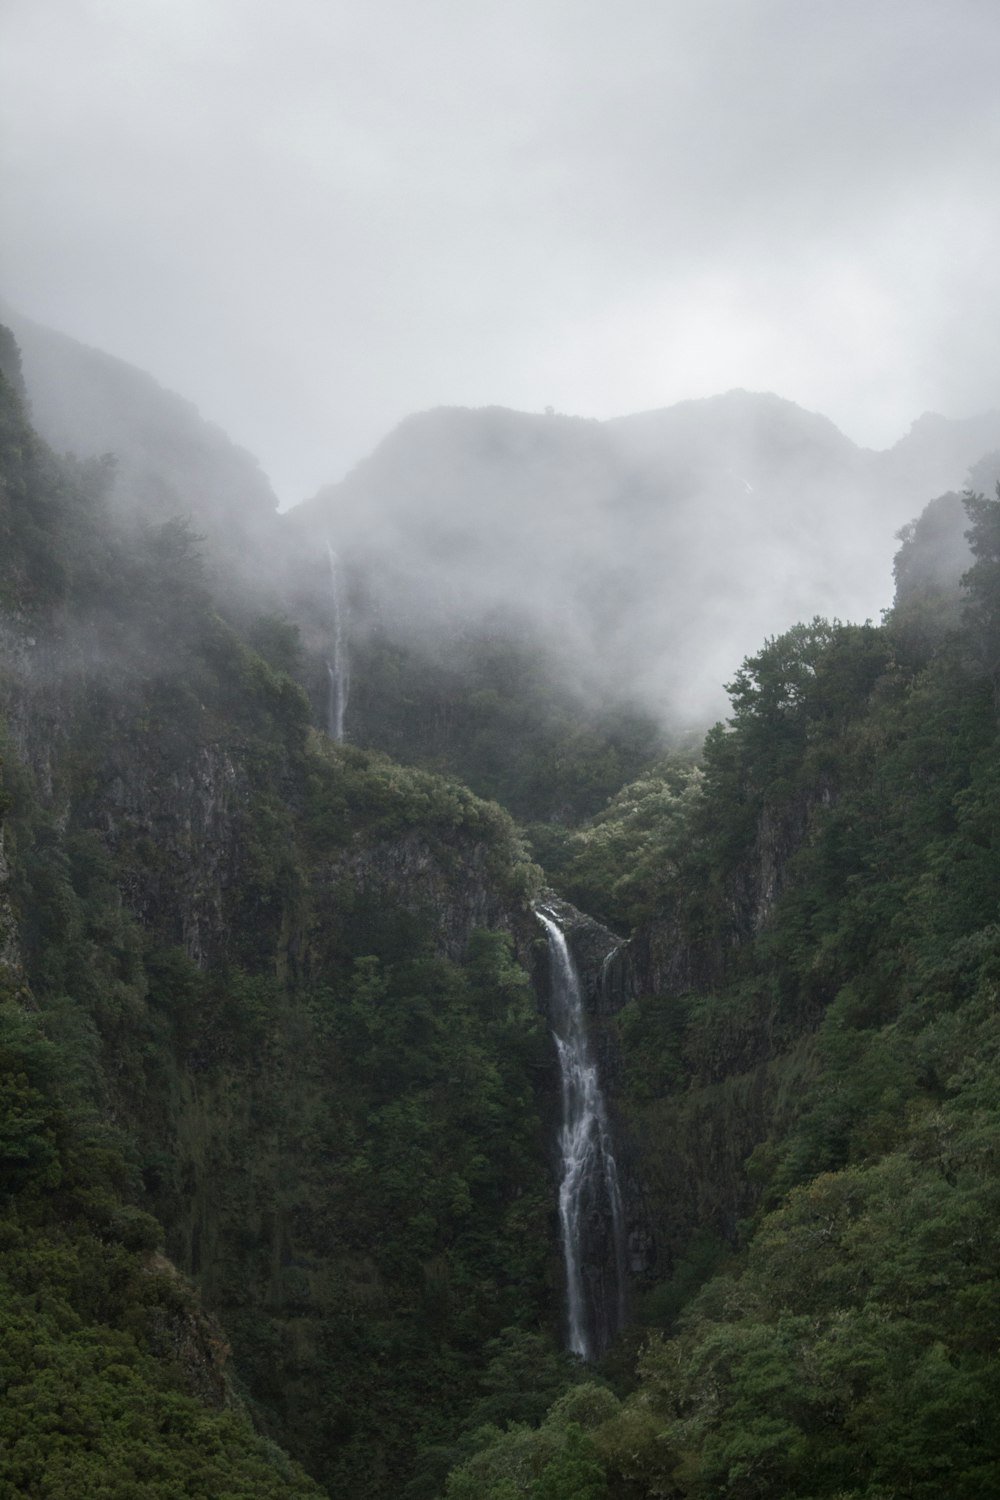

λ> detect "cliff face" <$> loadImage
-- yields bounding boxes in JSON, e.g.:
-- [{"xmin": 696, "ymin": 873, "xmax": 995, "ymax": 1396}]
[
  {"xmin": 526, "ymin": 852, "xmax": 809, "ymax": 1322},
  {"xmin": 318, "ymin": 827, "xmax": 531, "ymax": 965},
  {"xmin": 0, "ymin": 608, "xmax": 558, "ymax": 1496},
  {"xmin": 590, "ymin": 776, "xmax": 834, "ymax": 1294},
  {"xmin": 628, "ymin": 782, "xmax": 824, "ymax": 997},
  {"xmin": 602, "ymin": 611, "xmax": 902, "ymax": 1295},
  {"xmin": 0, "ymin": 340, "xmax": 566, "ymax": 1497},
  {"xmin": 509, "ymin": 774, "xmax": 828, "ymax": 1319}
]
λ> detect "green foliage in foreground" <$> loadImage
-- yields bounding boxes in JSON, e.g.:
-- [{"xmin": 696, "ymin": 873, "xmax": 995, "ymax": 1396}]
[
  {"xmin": 0, "ymin": 999, "xmax": 324, "ymax": 1499},
  {"xmin": 445, "ymin": 1383, "xmax": 620, "ymax": 1500}
]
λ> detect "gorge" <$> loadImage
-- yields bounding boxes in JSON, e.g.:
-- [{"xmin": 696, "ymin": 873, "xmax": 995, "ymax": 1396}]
[{"xmin": 3, "ymin": 313, "xmax": 1000, "ymax": 1499}]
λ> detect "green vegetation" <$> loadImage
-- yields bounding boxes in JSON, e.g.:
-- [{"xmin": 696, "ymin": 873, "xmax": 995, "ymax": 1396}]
[
  {"xmin": 546, "ymin": 757, "xmax": 704, "ymax": 932},
  {"xmin": 437, "ymin": 487, "xmax": 1000, "ymax": 1497},
  {"xmin": 0, "ymin": 337, "xmax": 557, "ymax": 1497},
  {"xmin": 341, "ymin": 615, "xmax": 667, "ymax": 824},
  {"xmin": 9, "ymin": 316, "xmax": 1000, "ymax": 1499},
  {"xmin": 0, "ymin": 970, "xmax": 324, "ymax": 1497}
]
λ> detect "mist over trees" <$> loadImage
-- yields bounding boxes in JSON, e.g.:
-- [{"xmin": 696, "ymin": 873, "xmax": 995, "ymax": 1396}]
[
  {"xmin": 5, "ymin": 311, "xmax": 1000, "ymax": 1498},
  {"xmin": 292, "ymin": 394, "xmax": 1000, "ymax": 730},
  {"xmin": 5, "ymin": 1, "xmax": 1000, "ymax": 1493},
  {"xmin": 10, "ymin": 301, "xmax": 1000, "ymax": 828}
]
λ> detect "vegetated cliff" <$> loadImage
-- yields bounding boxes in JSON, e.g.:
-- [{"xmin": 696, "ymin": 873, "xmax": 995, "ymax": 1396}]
[
  {"xmin": 15, "ymin": 304, "xmax": 1000, "ymax": 829},
  {"xmin": 0, "ymin": 331, "xmax": 580, "ymax": 1499},
  {"xmin": 443, "ymin": 492, "xmax": 1000, "ymax": 1499},
  {"xmin": 0, "ymin": 302, "xmax": 287, "ymax": 621},
  {"xmin": 528, "ymin": 744, "xmax": 840, "ymax": 1355},
  {"xmin": 0, "ymin": 337, "xmax": 330, "ymax": 1496},
  {"xmin": 582, "ymin": 617, "xmax": 897, "ymax": 1289},
  {"xmin": 10, "ymin": 305, "xmax": 1000, "ymax": 1500}
]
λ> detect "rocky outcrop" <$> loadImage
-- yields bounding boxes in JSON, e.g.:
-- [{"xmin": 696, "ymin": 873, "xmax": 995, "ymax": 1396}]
[
  {"xmin": 629, "ymin": 784, "xmax": 831, "ymax": 1004},
  {"xmin": 140, "ymin": 1253, "xmax": 233, "ymax": 1411},
  {"xmin": 600, "ymin": 784, "xmax": 837, "ymax": 1283},
  {"xmin": 96, "ymin": 738, "xmax": 246, "ymax": 967},
  {"xmin": 316, "ymin": 830, "xmax": 529, "ymax": 965}
]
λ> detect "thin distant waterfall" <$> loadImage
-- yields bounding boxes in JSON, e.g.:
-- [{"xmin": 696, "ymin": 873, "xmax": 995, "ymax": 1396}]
[
  {"xmin": 536, "ymin": 906, "xmax": 627, "ymax": 1360},
  {"xmin": 325, "ymin": 543, "xmax": 350, "ymax": 742}
]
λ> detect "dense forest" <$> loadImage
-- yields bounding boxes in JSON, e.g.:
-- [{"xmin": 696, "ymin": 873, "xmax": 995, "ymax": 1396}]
[{"xmin": 3, "ymin": 316, "xmax": 1000, "ymax": 1497}]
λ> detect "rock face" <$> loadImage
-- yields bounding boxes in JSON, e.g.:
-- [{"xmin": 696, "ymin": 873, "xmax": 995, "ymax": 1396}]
[
  {"xmin": 522, "ymin": 831, "xmax": 824, "ymax": 1317},
  {"xmin": 628, "ymin": 781, "xmax": 825, "ymax": 1000},
  {"xmin": 0, "ymin": 637, "xmax": 251, "ymax": 969},
  {"xmin": 0, "ymin": 600, "xmax": 536, "ymax": 987},
  {"xmin": 604, "ymin": 781, "xmax": 837, "ymax": 1284},
  {"xmin": 139, "ymin": 1253, "xmax": 234, "ymax": 1412},
  {"xmin": 318, "ymin": 830, "xmax": 527, "ymax": 965},
  {"xmin": 0, "ymin": 590, "xmax": 558, "ymax": 1491}
]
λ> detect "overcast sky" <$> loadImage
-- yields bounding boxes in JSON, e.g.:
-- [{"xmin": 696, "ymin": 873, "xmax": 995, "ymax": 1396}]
[{"xmin": 3, "ymin": 0, "xmax": 1000, "ymax": 505}]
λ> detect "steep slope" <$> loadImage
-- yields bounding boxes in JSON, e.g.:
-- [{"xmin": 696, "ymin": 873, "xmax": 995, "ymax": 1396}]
[
  {"xmin": 0, "ymin": 303, "xmax": 284, "ymax": 607},
  {"xmin": 0, "ymin": 330, "xmax": 571, "ymax": 1499},
  {"xmin": 877, "ymin": 408, "xmax": 1000, "ymax": 501},
  {"xmin": 442, "ymin": 490, "xmax": 1000, "ymax": 1498}
]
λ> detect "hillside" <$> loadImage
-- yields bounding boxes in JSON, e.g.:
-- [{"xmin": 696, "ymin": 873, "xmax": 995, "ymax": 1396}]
[
  {"xmin": 9, "ymin": 301, "xmax": 1000, "ymax": 816},
  {"xmin": 0, "ymin": 328, "xmax": 563, "ymax": 1496},
  {"xmin": 443, "ymin": 490, "xmax": 1000, "ymax": 1497},
  {"xmin": 0, "ymin": 304, "xmax": 285, "ymax": 611},
  {"xmin": 4, "ymin": 315, "xmax": 1000, "ymax": 1498}
]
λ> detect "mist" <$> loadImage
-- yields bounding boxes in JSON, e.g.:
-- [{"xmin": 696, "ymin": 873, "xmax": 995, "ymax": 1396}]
[
  {"xmin": 292, "ymin": 394, "xmax": 1000, "ymax": 728},
  {"xmin": 7, "ymin": 13, "xmax": 1000, "ymax": 1491},
  {"xmin": 3, "ymin": 1, "xmax": 1000, "ymax": 504},
  {"xmin": 7, "ymin": 299, "xmax": 999, "ymax": 755},
  {"xmin": 5, "ymin": 0, "xmax": 1000, "ymax": 803}
]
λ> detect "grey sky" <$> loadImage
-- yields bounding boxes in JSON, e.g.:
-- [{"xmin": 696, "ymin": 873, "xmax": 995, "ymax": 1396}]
[{"xmin": 3, "ymin": 0, "xmax": 1000, "ymax": 505}]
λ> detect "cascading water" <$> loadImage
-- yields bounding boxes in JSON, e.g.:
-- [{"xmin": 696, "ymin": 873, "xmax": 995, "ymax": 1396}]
[
  {"xmin": 536, "ymin": 905, "xmax": 627, "ymax": 1360},
  {"xmin": 325, "ymin": 543, "xmax": 350, "ymax": 742}
]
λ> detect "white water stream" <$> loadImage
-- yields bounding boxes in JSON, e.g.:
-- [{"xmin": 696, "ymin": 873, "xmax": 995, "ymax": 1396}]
[
  {"xmin": 537, "ymin": 906, "xmax": 627, "ymax": 1359},
  {"xmin": 325, "ymin": 543, "xmax": 350, "ymax": 742}
]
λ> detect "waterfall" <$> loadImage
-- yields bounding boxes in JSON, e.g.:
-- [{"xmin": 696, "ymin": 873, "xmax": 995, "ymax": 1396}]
[
  {"xmin": 325, "ymin": 543, "xmax": 350, "ymax": 742},
  {"xmin": 536, "ymin": 905, "xmax": 627, "ymax": 1360}
]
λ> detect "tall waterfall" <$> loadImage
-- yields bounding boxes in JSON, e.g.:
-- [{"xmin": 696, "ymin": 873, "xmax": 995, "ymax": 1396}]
[
  {"xmin": 325, "ymin": 543, "xmax": 350, "ymax": 742},
  {"xmin": 537, "ymin": 906, "xmax": 627, "ymax": 1360}
]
